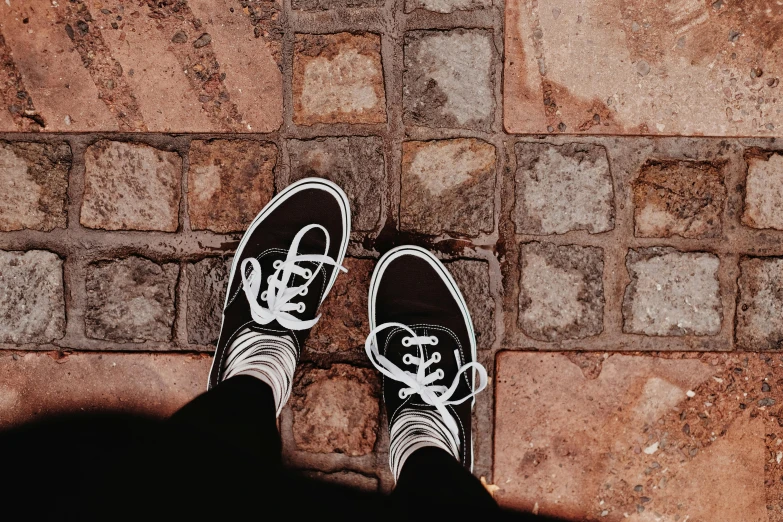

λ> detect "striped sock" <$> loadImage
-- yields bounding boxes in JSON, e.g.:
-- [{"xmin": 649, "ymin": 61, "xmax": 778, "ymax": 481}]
[
  {"xmin": 388, "ymin": 408, "xmax": 461, "ymax": 481},
  {"xmin": 222, "ymin": 328, "xmax": 298, "ymax": 417}
]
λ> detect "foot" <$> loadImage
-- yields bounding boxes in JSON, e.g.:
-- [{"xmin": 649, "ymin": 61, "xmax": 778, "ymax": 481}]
[
  {"xmin": 209, "ymin": 178, "xmax": 350, "ymax": 416},
  {"xmin": 364, "ymin": 246, "xmax": 487, "ymax": 480}
]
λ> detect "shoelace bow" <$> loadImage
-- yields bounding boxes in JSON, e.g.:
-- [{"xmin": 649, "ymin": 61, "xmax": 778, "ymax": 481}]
[
  {"xmin": 365, "ymin": 322, "xmax": 488, "ymax": 442},
  {"xmin": 241, "ymin": 224, "xmax": 347, "ymax": 331}
]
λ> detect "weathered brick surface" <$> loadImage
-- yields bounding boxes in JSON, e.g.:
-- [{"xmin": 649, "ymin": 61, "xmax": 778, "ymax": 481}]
[
  {"xmin": 447, "ymin": 260, "xmax": 495, "ymax": 351},
  {"xmin": 302, "ymin": 470, "xmax": 379, "ymax": 492},
  {"xmin": 188, "ymin": 140, "xmax": 277, "ymax": 233},
  {"xmin": 293, "ymin": 33, "xmax": 386, "ymax": 126},
  {"xmin": 187, "ymin": 258, "xmax": 231, "ymax": 346},
  {"xmin": 495, "ymin": 352, "xmax": 777, "ymax": 521},
  {"xmin": 0, "ymin": 0, "xmax": 283, "ymax": 132},
  {"xmin": 404, "ymin": 29, "xmax": 495, "ymax": 130},
  {"xmin": 0, "ymin": 352, "xmax": 210, "ymax": 427},
  {"xmin": 294, "ymin": 0, "xmax": 384, "ymax": 9},
  {"xmin": 401, "ymin": 139, "xmax": 495, "ymax": 237},
  {"xmin": 288, "ymin": 137, "xmax": 385, "ymax": 233},
  {"xmin": 406, "ymin": 0, "xmax": 492, "ymax": 13},
  {"xmin": 291, "ymin": 364, "xmax": 380, "ymax": 456},
  {"xmin": 86, "ymin": 257, "xmax": 179, "ymax": 343},
  {"xmin": 742, "ymin": 150, "xmax": 783, "ymax": 231},
  {"xmin": 0, "ymin": 142, "xmax": 70, "ymax": 232},
  {"xmin": 81, "ymin": 141, "xmax": 181, "ymax": 232},
  {"xmin": 0, "ymin": 250, "xmax": 65, "ymax": 344},
  {"xmin": 514, "ymin": 142, "xmax": 614, "ymax": 235},
  {"xmin": 307, "ymin": 258, "xmax": 372, "ymax": 354},
  {"xmin": 504, "ymin": 0, "xmax": 783, "ymax": 135},
  {"xmin": 623, "ymin": 248, "xmax": 721, "ymax": 336},
  {"xmin": 736, "ymin": 257, "xmax": 783, "ymax": 351},
  {"xmin": 518, "ymin": 242, "xmax": 604, "ymax": 341},
  {"xmin": 633, "ymin": 160, "xmax": 726, "ymax": 239}
]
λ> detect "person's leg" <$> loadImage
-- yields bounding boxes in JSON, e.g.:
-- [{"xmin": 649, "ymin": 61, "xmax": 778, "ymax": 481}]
[
  {"xmin": 168, "ymin": 374, "xmax": 281, "ymax": 462},
  {"xmin": 391, "ymin": 446, "xmax": 497, "ymax": 512}
]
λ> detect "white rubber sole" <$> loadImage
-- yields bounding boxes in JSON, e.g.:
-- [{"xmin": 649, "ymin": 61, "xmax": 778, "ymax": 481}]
[
  {"xmin": 208, "ymin": 177, "xmax": 351, "ymax": 389},
  {"xmin": 367, "ymin": 245, "xmax": 478, "ymax": 472}
]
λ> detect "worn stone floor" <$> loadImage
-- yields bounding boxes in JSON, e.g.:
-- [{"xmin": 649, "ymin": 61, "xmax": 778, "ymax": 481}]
[{"xmin": 0, "ymin": 1, "xmax": 782, "ymax": 521}]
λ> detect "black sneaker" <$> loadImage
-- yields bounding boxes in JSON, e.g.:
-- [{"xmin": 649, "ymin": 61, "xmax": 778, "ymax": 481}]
[
  {"xmin": 209, "ymin": 178, "xmax": 350, "ymax": 415},
  {"xmin": 364, "ymin": 245, "xmax": 487, "ymax": 480}
]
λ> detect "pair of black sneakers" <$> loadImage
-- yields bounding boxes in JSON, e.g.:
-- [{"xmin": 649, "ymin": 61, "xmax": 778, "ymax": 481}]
[{"xmin": 208, "ymin": 178, "xmax": 487, "ymax": 479}]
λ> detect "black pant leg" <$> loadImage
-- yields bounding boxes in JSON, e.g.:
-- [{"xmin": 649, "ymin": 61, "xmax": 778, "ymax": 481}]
[
  {"xmin": 391, "ymin": 447, "xmax": 563, "ymax": 521},
  {"xmin": 168, "ymin": 374, "xmax": 281, "ymax": 462}
]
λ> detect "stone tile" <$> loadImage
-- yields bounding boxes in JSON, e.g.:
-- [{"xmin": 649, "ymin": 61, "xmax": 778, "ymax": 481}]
[
  {"xmin": 401, "ymin": 139, "xmax": 495, "ymax": 237},
  {"xmin": 633, "ymin": 159, "xmax": 726, "ymax": 239},
  {"xmin": 293, "ymin": 33, "xmax": 386, "ymax": 126},
  {"xmin": 307, "ymin": 258, "xmax": 372, "ymax": 354},
  {"xmin": 518, "ymin": 242, "xmax": 604, "ymax": 341},
  {"xmin": 0, "ymin": 142, "xmax": 70, "ymax": 232},
  {"xmin": 446, "ymin": 260, "xmax": 495, "ymax": 351},
  {"xmin": 186, "ymin": 0, "xmax": 283, "ymax": 132},
  {"xmin": 495, "ymin": 352, "xmax": 776, "ymax": 521},
  {"xmin": 514, "ymin": 142, "xmax": 614, "ymax": 235},
  {"xmin": 81, "ymin": 141, "xmax": 181, "ymax": 232},
  {"xmin": 504, "ymin": 0, "xmax": 783, "ymax": 135},
  {"xmin": 0, "ymin": 0, "xmax": 283, "ymax": 132},
  {"xmin": 404, "ymin": 30, "xmax": 495, "ymax": 130},
  {"xmin": 406, "ymin": 0, "xmax": 492, "ymax": 13},
  {"xmin": 0, "ymin": 352, "xmax": 210, "ymax": 427},
  {"xmin": 291, "ymin": 364, "xmax": 380, "ymax": 456},
  {"xmin": 623, "ymin": 248, "xmax": 721, "ymax": 336},
  {"xmin": 187, "ymin": 258, "xmax": 231, "ymax": 346},
  {"xmin": 188, "ymin": 140, "xmax": 277, "ymax": 233},
  {"xmin": 742, "ymin": 149, "xmax": 783, "ymax": 231},
  {"xmin": 294, "ymin": 0, "xmax": 384, "ymax": 9},
  {"xmin": 288, "ymin": 137, "xmax": 385, "ymax": 233},
  {"xmin": 86, "ymin": 257, "xmax": 179, "ymax": 343},
  {"xmin": 736, "ymin": 257, "xmax": 783, "ymax": 351},
  {"xmin": 302, "ymin": 471, "xmax": 379, "ymax": 492},
  {"xmin": 0, "ymin": 0, "xmax": 119, "ymax": 132},
  {"xmin": 0, "ymin": 250, "xmax": 65, "ymax": 344}
]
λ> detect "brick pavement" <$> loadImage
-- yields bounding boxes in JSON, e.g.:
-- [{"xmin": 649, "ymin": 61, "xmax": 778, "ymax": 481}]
[{"xmin": 0, "ymin": 1, "xmax": 782, "ymax": 520}]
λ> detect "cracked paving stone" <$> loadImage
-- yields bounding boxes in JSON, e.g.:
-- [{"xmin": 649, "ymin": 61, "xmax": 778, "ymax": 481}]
[
  {"xmin": 633, "ymin": 159, "xmax": 726, "ymax": 239},
  {"xmin": 187, "ymin": 258, "xmax": 231, "ymax": 346},
  {"xmin": 742, "ymin": 149, "xmax": 783, "ymax": 231},
  {"xmin": 736, "ymin": 257, "xmax": 783, "ymax": 350}
]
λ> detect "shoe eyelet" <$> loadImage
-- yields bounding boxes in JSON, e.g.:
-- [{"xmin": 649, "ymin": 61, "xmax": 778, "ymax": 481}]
[
  {"xmin": 402, "ymin": 354, "xmax": 414, "ymax": 365},
  {"xmin": 398, "ymin": 389, "xmax": 408, "ymax": 399},
  {"xmin": 296, "ymin": 302, "xmax": 306, "ymax": 313},
  {"xmin": 429, "ymin": 336, "xmax": 439, "ymax": 345},
  {"xmin": 267, "ymin": 276, "xmax": 274, "ymax": 285},
  {"xmin": 273, "ymin": 260, "xmax": 283, "ymax": 270},
  {"xmin": 401, "ymin": 337, "xmax": 411, "ymax": 347},
  {"xmin": 302, "ymin": 268, "xmax": 313, "ymax": 279},
  {"xmin": 299, "ymin": 287, "xmax": 308, "ymax": 296},
  {"xmin": 436, "ymin": 369, "xmax": 445, "ymax": 380},
  {"xmin": 431, "ymin": 352, "xmax": 441, "ymax": 363},
  {"xmin": 260, "ymin": 291, "xmax": 268, "ymax": 301}
]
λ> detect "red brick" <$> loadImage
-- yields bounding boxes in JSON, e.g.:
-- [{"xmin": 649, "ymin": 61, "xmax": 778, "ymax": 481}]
[
  {"xmin": 0, "ymin": 352, "xmax": 210, "ymax": 427},
  {"xmin": 495, "ymin": 352, "xmax": 773, "ymax": 521},
  {"xmin": 291, "ymin": 364, "xmax": 380, "ymax": 456},
  {"xmin": 293, "ymin": 33, "xmax": 386, "ymax": 126},
  {"xmin": 188, "ymin": 140, "xmax": 276, "ymax": 233}
]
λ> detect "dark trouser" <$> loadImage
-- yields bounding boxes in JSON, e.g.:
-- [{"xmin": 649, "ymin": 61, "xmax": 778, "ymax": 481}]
[{"xmin": 0, "ymin": 376, "xmax": 559, "ymax": 521}]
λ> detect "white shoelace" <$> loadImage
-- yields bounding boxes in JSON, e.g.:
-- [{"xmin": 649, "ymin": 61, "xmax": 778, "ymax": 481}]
[
  {"xmin": 365, "ymin": 322, "xmax": 488, "ymax": 471},
  {"xmin": 240, "ymin": 224, "xmax": 347, "ymax": 331}
]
